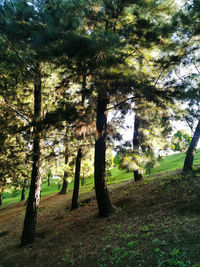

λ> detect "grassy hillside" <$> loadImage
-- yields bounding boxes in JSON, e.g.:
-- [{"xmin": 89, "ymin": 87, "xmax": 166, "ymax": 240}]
[
  {"xmin": 1, "ymin": 170, "xmax": 200, "ymax": 266},
  {"xmin": 1, "ymin": 167, "xmax": 132, "ymax": 207},
  {"xmin": 1, "ymin": 149, "xmax": 200, "ymax": 207},
  {"xmin": 149, "ymin": 148, "xmax": 200, "ymax": 174}
]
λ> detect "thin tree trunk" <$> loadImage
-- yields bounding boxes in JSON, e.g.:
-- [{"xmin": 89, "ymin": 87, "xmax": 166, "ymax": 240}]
[
  {"xmin": 81, "ymin": 173, "xmax": 85, "ymax": 186},
  {"xmin": 183, "ymin": 120, "xmax": 200, "ymax": 171},
  {"xmin": 47, "ymin": 169, "xmax": 52, "ymax": 186},
  {"xmin": 0, "ymin": 182, "xmax": 2, "ymax": 206},
  {"xmin": 21, "ymin": 178, "xmax": 27, "ymax": 201},
  {"xmin": 94, "ymin": 93, "xmax": 113, "ymax": 217},
  {"xmin": 133, "ymin": 115, "xmax": 143, "ymax": 181},
  {"xmin": 21, "ymin": 64, "xmax": 42, "ymax": 246},
  {"xmin": 59, "ymin": 135, "xmax": 69, "ymax": 194},
  {"xmin": 71, "ymin": 148, "xmax": 82, "ymax": 210}
]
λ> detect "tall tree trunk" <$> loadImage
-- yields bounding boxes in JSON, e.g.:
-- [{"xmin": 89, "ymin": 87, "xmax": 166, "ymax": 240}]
[
  {"xmin": 94, "ymin": 93, "xmax": 113, "ymax": 217},
  {"xmin": 21, "ymin": 64, "xmax": 42, "ymax": 246},
  {"xmin": 59, "ymin": 134, "xmax": 69, "ymax": 194},
  {"xmin": 0, "ymin": 193, "xmax": 2, "ymax": 206},
  {"xmin": 183, "ymin": 120, "xmax": 200, "ymax": 171},
  {"xmin": 71, "ymin": 148, "xmax": 82, "ymax": 210},
  {"xmin": 20, "ymin": 178, "xmax": 27, "ymax": 201},
  {"xmin": 133, "ymin": 115, "xmax": 143, "ymax": 181},
  {"xmin": 47, "ymin": 177, "xmax": 50, "ymax": 186}
]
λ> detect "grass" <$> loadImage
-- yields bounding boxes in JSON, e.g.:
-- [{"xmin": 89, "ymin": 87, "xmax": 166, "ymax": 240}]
[
  {"xmin": 1, "ymin": 169, "xmax": 200, "ymax": 266},
  {"xmin": 149, "ymin": 148, "xmax": 200, "ymax": 174},
  {"xmin": 1, "ymin": 148, "xmax": 200, "ymax": 207},
  {"xmin": 1, "ymin": 166, "xmax": 132, "ymax": 207},
  {"xmin": 109, "ymin": 167, "xmax": 133, "ymax": 183},
  {"xmin": 1, "ymin": 178, "xmax": 94, "ymax": 207}
]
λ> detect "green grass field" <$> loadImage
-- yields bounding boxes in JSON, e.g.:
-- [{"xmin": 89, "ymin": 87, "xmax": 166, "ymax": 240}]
[
  {"xmin": 150, "ymin": 148, "xmax": 200, "ymax": 174},
  {"xmin": 1, "ymin": 149, "xmax": 200, "ymax": 207}
]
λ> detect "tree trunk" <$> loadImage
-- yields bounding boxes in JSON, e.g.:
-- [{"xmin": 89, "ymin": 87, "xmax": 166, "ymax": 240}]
[
  {"xmin": 59, "ymin": 147, "xmax": 69, "ymax": 195},
  {"xmin": 94, "ymin": 93, "xmax": 113, "ymax": 217},
  {"xmin": 47, "ymin": 169, "xmax": 52, "ymax": 186},
  {"xmin": 20, "ymin": 179, "xmax": 27, "ymax": 201},
  {"xmin": 81, "ymin": 175, "xmax": 85, "ymax": 186},
  {"xmin": 59, "ymin": 178, "xmax": 68, "ymax": 194},
  {"xmin": 0, "ymin": 182, "xmax": 2, "ymax": 206},
  {"xmin": 21, "ymin": 64, "xmax": 42, "ymax": 246},
  {"xmin": 134, "ymin": 170, "xmax": 143, "ymax": 181},
  {"xmin": 183, "ymin": 120, "xmax": 200, "ymax": 171},
  {"xmin": 71, "ymin": 148, "xmax": 82, "ymax": 210},
  {"xmin": 133, "ymin": 115, "xmax": 143, "ymax": 181},
  {"xmin": 81, "ymin": 168, "xmax": 84, "ymax": 186},
  {"xmin": 59, "ymin": 138, "xmax": 69, "ymax": 194}
]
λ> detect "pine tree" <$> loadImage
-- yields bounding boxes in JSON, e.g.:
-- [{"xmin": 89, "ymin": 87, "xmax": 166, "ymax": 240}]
[
  {"xmin": 56, "ymin": 0, "xmax": 179, "ymax": 216},
  {"xmin": 165, "ymin": 0, "xmax": 200, "ymax": 171},
  {"xmin": 0, "ymin": 0, "xmax": 80, "ymax": 245}
]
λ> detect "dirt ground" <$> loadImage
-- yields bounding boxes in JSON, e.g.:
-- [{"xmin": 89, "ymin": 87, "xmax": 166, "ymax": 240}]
[{"xmin": 1, "ymin": 172, "xmax": 200, "ymax": 267}]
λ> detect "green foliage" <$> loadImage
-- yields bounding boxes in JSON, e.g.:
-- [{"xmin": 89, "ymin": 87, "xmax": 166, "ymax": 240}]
[
  {"xmin": 144, "ymin": 154, "xmax": 163, "ymax": 176},
  {"xmin": 59, "ymin": 249, "xmax": 75, "ymax": 266},
  {"xmin": 171, "ymin": 130, "xmax": 191, "ymax": 152},
  {"xmin": 116, "ymin": 149, "xmax": 143, "ymax": 174},
  {"xmin": 157, "ymin": 249, "xmax": 199, "ymax": 267},
  {"xmin": 98, "ymin": 245, "xmax": 140, "ymax": 267}
]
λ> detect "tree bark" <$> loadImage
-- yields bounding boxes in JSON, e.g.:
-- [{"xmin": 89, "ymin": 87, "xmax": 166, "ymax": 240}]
[
  {"xmin": 20, "ymin": 178, "xmax": 27, "ymax": 201},
  {"xmin": 59, "ymin": 178, "xmax": 68, "ymax": 194},
  {"xmin": 59, "ymin": 136, "xmax": 69, "ymax": 194},
  {"xmin": 47, "ymin": 177, "xmax": 50, "ymax": 186},
  {"xmin": 0, "ymin": 182, "xmax": 2, "ymax": 206},
  {"xmin": 134, "ymin": 170, "xmax": 143, "ymax": 181},
  {"xmin": 183, "ymin": 120, "xmax": 200, "ymax": 171},
  {"xmin": 133, "ymin": 115, "xmax": 143, "ymax": 181},
  {"xmin": 71, "ymin": 148, "xmax": 82, "ymax": 210},
  {"xmin": 81, "ymin": 174, "xmax": 85, "ymax": 186},
  {"xmin": 94, "ymin": 93, "xmax": 113, "ymax": 217},
  {"xmin": 21, "ymin": 64, "xmax": 42, "ymax": 246}
]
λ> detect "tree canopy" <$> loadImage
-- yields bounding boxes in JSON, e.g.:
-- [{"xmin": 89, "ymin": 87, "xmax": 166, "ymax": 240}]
[{"xmin": 0, "ymin": 0, "xmax": 199, "ymax": 247}]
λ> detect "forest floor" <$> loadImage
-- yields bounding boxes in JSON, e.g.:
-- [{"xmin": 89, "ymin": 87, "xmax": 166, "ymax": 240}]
[{"xmin": 1, "ymin": 169, "xmax": 200, "ymax": 267}]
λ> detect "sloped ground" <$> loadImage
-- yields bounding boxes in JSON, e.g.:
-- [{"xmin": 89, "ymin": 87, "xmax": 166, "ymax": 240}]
[{"xmin": 1, "ymin": 171, "xmax": 200, "ymax": 267}]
